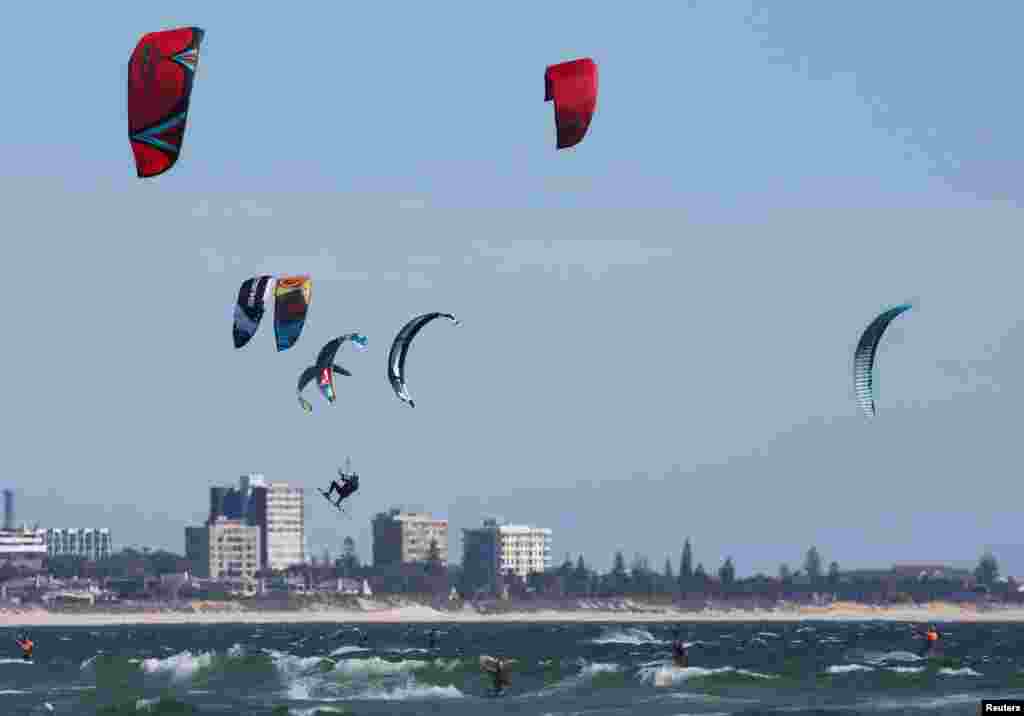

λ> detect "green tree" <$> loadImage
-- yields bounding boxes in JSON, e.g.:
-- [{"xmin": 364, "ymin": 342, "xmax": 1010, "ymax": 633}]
[
  {"xmin": 46, "ymin": 554, "xmax": 86, "ymax": 579},
  {"xmin": 804, "ymin": 546, "xmax": 823, "ymax": 583},
  {"xmin": 612, "ymin": 551, "xmax": 627, "ymax": 577},
  {"xmin": 611, "ymin": 551, "xmax": 628, "ymax": 594},
  {"xmin": 694, "ymin": 563, "xmax": 707, "ymax": 583},
  {"xmin": 778, "ymin": 563, "xmax": 792, "ymax": 582},
  {"xmin": 680, "ymin": 538, "xmax": 694, "ymax": 580},
  {"xmin": 718, "ymin": 556, "xmax": 736, "ymax": 585},
  {"xmin": 426, "ymin": 538, "xmax": 443, "ymax": 574},
  {"xmin": 573, "ymin": 555, "xmax": 589, "ymax": 595},
  {"xmin": 338, "ymin": 536, "xmax": 360, "ymax": 575},
  {"xmin": 974, "ymin": 551, "xmax": 1000, "ymax": 586},
  {"xmin": 630, "ymin": 554, "xmax": 653, "ymax": 595},
  {"xmin": 557, "ymin": 553, "xmax": 573, "ymax": 576},
  {"xmin": 827, "ymin": 561, "xmax": 841, "ymax": 586}
]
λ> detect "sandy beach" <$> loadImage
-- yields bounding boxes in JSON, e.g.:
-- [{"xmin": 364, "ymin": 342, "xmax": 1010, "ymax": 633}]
[{"xmin": 3, "ymin": 599, "xmax": 1023, "ymax": 627}]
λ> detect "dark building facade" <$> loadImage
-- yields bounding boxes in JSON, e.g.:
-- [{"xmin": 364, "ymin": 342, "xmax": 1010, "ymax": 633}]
[
  {"xmin": 208, "ymin": 480, "xmax": 269, "ymax": 569},
  {"xmin": 372, "ymin": 510, "xmax": 403, "ymax": 567},
  {"xmin": 461, "ymin": 520, "xmax": 501, "ymax": 594},
  {"xmin": 249, "ymin": 486, "xmax": 268, "ymax": 569}
]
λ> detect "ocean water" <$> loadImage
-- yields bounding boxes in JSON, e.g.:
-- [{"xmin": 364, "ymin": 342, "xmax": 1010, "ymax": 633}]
[{"xmin": 0, "ymin": 620, "xmax": 1020, "ymax": 715}]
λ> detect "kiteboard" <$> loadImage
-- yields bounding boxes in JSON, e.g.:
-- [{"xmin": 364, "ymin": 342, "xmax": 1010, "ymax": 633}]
[{"xmin": 318, "ymin": 489, "xmax": 351, "ymax": 517}]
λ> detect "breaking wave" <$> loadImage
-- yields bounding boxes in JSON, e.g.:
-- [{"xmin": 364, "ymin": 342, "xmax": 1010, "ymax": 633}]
[{"xmin": 589, "ymin": 627, "xmax": 666, "ymax": 645}]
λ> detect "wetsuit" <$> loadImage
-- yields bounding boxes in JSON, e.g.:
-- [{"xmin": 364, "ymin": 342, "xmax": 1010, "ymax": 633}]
[
  {"xmin": 491, "ymin": 659, "xmax": 508, "ymax": 695},
  {"xmin": 337, "ymin": 477, "xmax": 358, "ymax": 501},
  {"xmin": 324, "ymin": 478, "xmax": 358, "ymax": 508},
  {"xmin": 326, "ymin": 478, "xmax": 358, "ymax": 508},
  {"xmin": 671, "ymin": 640, "xmax": 688, "ymax": 668},
  {"xmin": 918, "ymin": 628, "xmax": 939, "ymax": 657}
]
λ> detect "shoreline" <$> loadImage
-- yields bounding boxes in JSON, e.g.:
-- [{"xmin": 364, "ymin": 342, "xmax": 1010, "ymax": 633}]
[{"xmin": 3, "ymin": 601, "xmax": 1023, "ymax": 627}]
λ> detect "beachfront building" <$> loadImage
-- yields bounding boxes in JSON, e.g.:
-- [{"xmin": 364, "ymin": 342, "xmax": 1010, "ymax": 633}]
[
  {"xmin": 462, "ymin": 519, "xmax": 553, "ymax": 592},
  {"xmin": 45, "ymin": 528, "xmax": 113, "ymax": 561},
  {"xmin": 0, "ymin": 528, "xmax": 47, "ymax": 570},
  {"xmin": 372, "ymin": 509, "xmax": 449, "ymax": 566},
  {"xmin": 260, "ymin": 479, "xmax": 305, "ymax": 570},
  {"xmin": 186, "ymin": 518, "xmax": 261, "ymax": 591},
  {"xmin": 207, "ymin": 474, "xmax": 305, "ymax": 570}
]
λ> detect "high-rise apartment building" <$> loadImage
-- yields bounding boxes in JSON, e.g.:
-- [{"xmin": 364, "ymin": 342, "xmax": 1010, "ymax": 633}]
[
  {"xmin": 462, "ymin": 519, "xmax": 552, "ymax": 589},
  {"xmin": 186, "ymin": 518, "xmax": 261, "ymax": 589},
  {"xmin": 372, "ymin": 509, "xmax": 449, "ymax": 566},
  {"xmin": 205, "ymin": 474, "xmax": 305, "ymax": 571},
  {"xmin": 3, "ymin": 489, "xmax": 13, "ymax": 531},
  {"xmin": 45, "ymin": 528, "xmax": 113, "ymax": 561},
  {"xmin": 262, "ymin": 480, "xmax": 304, "ymax": 569},
  {"xmin": 496, "ymin": 523, "xmax": 552, "ymax": 577}
]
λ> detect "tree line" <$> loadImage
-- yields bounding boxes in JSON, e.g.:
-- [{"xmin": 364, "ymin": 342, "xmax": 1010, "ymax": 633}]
[
  {"xmin": 531, "ymin": 539, "xmax": 1008, "ymax": 600},
  {"xmin": 23, "ymin": 537, "xmax": 1011, "ymax": 603}
]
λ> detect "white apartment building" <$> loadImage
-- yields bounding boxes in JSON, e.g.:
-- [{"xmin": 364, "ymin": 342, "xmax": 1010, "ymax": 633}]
[
  {"xmin": 262, "ymin": 480, "xmax": 305, "ymax": 570},
  {"xmin": 186, "ymin": 518, "xmax": 261, "ymax": 589},
  {"xmin": 0, "ymin": 528, "xmax": 47, "ymax": 568},
  {"xmin": 462, "ymin": 519, "xmax": 553, "ymax": 585},
  {"xmin": 45, "ymin": 528, "xmax": 113, "ymax": 561},
  {"xmin": 497, "ymin": 524, "xmax": 553, "ymax": 578}
]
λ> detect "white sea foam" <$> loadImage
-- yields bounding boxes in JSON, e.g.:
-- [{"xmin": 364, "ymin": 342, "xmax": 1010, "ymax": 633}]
[
  {"xmin": 140, "ymin": 650, "xmax": 214, "ymax": 681},
  {"xmin": 827, "ymin": 664, "xmax": 874, "ymax": 674},
  {"xmin": 590, "ymin": 627, "xmax": 665, "ymax": 645}
]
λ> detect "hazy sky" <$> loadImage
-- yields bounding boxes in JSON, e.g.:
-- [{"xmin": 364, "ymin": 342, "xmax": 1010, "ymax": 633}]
[{"xmin": 5, "ymin": 3, "xmax": 1024, "ymax": 577}]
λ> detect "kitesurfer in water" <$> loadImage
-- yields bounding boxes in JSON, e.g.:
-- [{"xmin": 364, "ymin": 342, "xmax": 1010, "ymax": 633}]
[
  {"xmin": 916, "ymin": 624, "xmax": 940, "ymax": 657},
  {"xmin": 428, "ymin": 629, "xmax": 439, "ymax": 650},
  {"xmin": 15, "ymin": 634, "xmax": 33, "ymax": 661},
  {"xmin": 671, "ymin": 630, "xmax": 688, "ymax": 668},
  {"xmin": 489, "ymin": 657, "xmax": 510, "ymax": 695}
]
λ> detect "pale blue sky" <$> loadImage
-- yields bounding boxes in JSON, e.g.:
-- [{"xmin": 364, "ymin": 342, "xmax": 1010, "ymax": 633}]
[{"xmin": 4, "ymin": 3, "xmax": 1023, "ymax": 577}]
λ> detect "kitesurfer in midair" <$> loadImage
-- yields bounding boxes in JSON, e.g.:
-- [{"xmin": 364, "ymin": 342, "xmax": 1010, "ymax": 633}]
[
  {"xmin": 321, "ymin": 463, "xmax": 359, "ymax": 511},
  {"xmin": 323, "ymin": 474, "xmax": 358, "ymax": 509}
]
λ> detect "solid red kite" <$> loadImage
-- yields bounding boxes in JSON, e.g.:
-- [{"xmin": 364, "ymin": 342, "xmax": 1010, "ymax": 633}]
[
  {"xmin": 544, "ymin": 58, "xmax": 598, "ymax": 150},
  {"xmin": 128, "ymin": 27, "xmax": 205, "ymax": 178}
]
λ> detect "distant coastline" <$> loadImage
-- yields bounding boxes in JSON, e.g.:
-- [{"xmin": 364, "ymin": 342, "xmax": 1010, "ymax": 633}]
[{"xmin": 3, "ymin": 598, "xmax": 1023, "ymax": 627}]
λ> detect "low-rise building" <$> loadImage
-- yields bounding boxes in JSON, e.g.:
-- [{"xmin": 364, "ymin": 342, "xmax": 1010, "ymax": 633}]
[{"xmin": 45, "ymin": 528, "xmax": 113, "ymax": 561}]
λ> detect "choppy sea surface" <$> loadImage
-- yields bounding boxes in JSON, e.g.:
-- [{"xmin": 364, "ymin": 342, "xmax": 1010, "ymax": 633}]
[{"xmin": 0, "ymin": 620, "xmax": 1021, "ymax": 714}]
